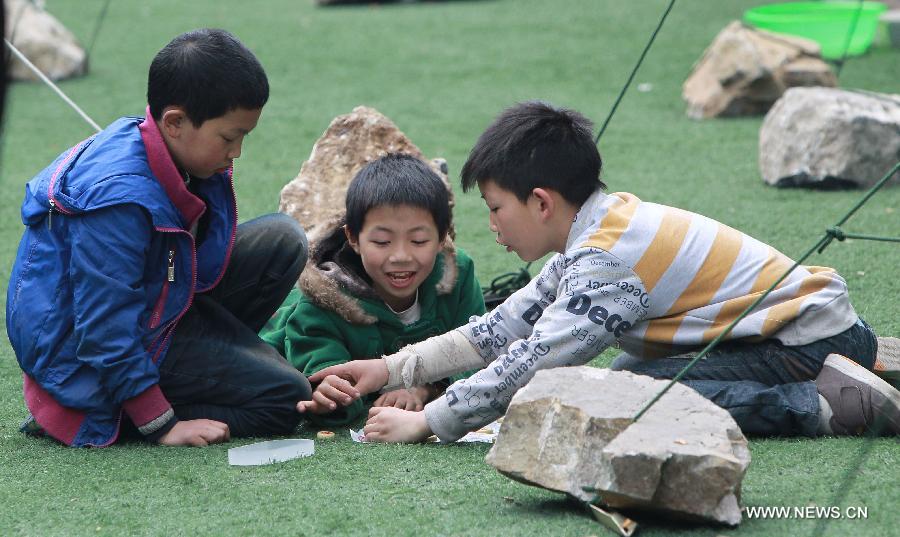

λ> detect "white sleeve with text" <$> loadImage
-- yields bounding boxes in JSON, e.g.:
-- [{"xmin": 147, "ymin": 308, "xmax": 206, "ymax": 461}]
[{"xmin": 424, "ymin": 247, "xmax": 650, "ymax": 442}]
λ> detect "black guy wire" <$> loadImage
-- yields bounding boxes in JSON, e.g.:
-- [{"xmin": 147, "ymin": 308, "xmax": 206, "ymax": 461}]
[
  {"xmin": 833, "ymin": 0, "xmax": 865, "ymax": 79},
  {"xmin": 85, "ymin": 0, "xmax": 113, "ymax": 60},
  {"xmin": 594, "ymin": 0, "xmax": 677, "ymax": 143}
]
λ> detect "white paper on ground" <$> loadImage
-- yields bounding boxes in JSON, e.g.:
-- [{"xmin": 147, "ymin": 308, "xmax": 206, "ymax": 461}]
[
  {"xmin": 227, "ymin": 439, "xmax": 315, "ymax": 466},
  {"xmin": 350, "ymin": 419, "xmax": 502, "ymax": 444},
  {"xmin": 437, "ymin": 419, "xmax": 502, "ymax": 443}
]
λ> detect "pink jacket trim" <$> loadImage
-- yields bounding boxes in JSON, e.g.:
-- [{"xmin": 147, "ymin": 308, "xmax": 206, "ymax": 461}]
[
  {"xmin": 24, "ymin": 374, "xmax": 82, "ymax": 446},
  {"xmin": 121, "ymin": 384, "xmax": 172, "ymax": 428},
  {"xmin": 138, "ymin": 107, "xmax": 206, "ymax": 228}
]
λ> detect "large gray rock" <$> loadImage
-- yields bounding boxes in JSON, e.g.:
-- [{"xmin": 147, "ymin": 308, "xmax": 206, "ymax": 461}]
[
  {"xmin": 279, "ymin": 106, "xmax": 453, "ymax": 238},
  {"xmin": 759, "ymin": 87, "xmax": 900, "ymax": 189},
  {"xmin": 4, "ymin": 0, "xmax": 87, "ymax": 82},
  {"xmin": 485, "ymin": 367, "xmax": 750, "ymax": 526},
  {"xmin": 683, "ymin": 21, "xmax": 835, "ymax": 119}
]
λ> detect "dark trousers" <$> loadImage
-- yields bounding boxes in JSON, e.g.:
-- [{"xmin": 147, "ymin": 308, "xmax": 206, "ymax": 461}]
[
  {"xmin": 157, "ymin": 213, "xmax": 312, "ymax": 437},
  {"xmin": 611, "ymin": 319, "xmax": 878, "ymax": 437}
]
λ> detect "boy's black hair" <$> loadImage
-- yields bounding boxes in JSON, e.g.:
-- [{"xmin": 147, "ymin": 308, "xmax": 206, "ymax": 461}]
[
  {"xmin": 148, "ymin": 28, "xmax": 268, "ymax": 126},
  {"xmin": 461, "ymin": 101, "xmax": 605, "ymax": 205},
  {"xmin": 345, "ymin": 154, "xmax": 451, "ymax": 240}
]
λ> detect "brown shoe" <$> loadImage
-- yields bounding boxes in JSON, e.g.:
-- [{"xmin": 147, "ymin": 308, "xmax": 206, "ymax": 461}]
[
  {"xmin": 874, "ymin": 337, "xmax": 900, "ymax": 389},
  {"xmin": 815, "ymin": 354, "xmax": 900, "ymax": 435}
]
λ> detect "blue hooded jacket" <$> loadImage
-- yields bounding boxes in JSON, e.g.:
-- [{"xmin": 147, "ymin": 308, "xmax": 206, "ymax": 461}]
[{"xmin": 6, "ymin": 113, "xmax": 236, "ymax": 446}]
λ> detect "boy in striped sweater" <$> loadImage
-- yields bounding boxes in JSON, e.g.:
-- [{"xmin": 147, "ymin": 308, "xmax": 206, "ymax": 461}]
[{"xmin": 300, "ymin": 101, "xmax": 900, "ymax": 442}]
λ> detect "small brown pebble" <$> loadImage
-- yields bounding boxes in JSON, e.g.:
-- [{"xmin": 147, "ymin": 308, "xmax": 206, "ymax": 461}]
[{"xmin": 316, "ymin": 430, "xmax": 335, "ymax": 440}]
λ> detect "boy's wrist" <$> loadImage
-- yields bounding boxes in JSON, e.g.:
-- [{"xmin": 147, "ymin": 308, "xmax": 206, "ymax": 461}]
[
  {"xmin": 146, "ymin": 415, "xmax": 179, "ymax": 443},
  {"xmin": 423, "ymin": 396, "xmax": 468, "ymax": 443},
  {"xmin": 412, "ymin": 410, "xmax": 433, "ymax": 441},
  {"xmin": 121, "ymin": 384, "xmax": 177, "ymax": 439}
]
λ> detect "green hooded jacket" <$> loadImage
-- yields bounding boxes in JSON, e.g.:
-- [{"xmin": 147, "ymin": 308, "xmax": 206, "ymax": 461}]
[{"xmin": 260, "ymin": 219, "xmax": 485, "ymax": 426}]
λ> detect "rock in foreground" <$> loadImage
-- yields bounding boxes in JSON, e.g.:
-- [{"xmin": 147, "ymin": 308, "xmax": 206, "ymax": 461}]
[{"xmin": 485, "ymin": 367, "xmax": 750, "ymax": 526}]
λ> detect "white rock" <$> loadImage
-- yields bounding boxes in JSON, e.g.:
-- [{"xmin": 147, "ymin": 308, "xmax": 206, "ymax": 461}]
[
  {"xmin": 759, "ymin": 87, "xmax": 900, "ymax": 189},
  {"xmin": 4, "ymin": 0, "xmax": 87, "ymax": 82}
]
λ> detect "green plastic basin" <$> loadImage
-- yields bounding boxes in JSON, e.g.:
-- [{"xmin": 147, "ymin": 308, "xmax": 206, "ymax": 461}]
[{"xmin": 743, "ymin": 1, "xmax": 887, "ymax": 59}]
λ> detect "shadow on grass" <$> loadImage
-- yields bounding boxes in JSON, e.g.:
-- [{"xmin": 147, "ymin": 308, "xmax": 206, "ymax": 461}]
[{"xmin": 510, "ymin": 494, "xmax": 736, "ymax": 535}]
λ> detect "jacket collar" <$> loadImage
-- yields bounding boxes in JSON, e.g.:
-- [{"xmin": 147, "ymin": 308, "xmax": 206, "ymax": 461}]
[{"xmin": 138, "ymin": 106, "xmax": 206, "ymax": 228}]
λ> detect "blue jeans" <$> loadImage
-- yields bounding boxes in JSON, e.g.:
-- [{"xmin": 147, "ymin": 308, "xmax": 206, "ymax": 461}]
[
  {"xmin": 156, "ymin": 214, "xmax": 312, "ymax": 437},
  {"xmin": 611, "ymin": 319, "xmax": 878, "ymax": 437}
]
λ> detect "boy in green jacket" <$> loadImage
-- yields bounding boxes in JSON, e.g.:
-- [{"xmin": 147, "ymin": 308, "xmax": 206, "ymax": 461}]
[{"xmin": 260, "ymin": 154, "xmax": 485, "ymax": 426}]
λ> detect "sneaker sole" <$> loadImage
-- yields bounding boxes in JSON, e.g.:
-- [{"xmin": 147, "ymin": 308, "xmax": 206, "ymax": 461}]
[
  {"xmin": 825, "ymin": 353, "xmax": 900, "ymax": 434},
  {"xmin": 874, "ymin": 337, "xmax": 900, "ymax": 384}
]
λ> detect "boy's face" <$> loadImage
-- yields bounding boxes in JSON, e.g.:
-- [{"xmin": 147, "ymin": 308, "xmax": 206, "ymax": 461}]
[
  {"xmin": 479, "ymin": 180, "xmax": 551, "ymax": 262},
  {"xmin": 347, "ymin": 204, "xmax": 442, "ymax": 312},
  {"xmin": 161, "ymin": 107, "xmax": 262, "ymax": 179}
]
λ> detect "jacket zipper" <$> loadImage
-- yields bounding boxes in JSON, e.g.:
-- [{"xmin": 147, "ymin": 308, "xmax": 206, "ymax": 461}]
[
  {"xmin": 167, "ymin": 249, "xmax": 176, "ymax": 282},
  {"xmin": 46, "ymin": 140, "xmax": 89, "ymax": 231},
  {"xmin": 149, "ymin": 249, "xmax": 175, "ymax": 329},
  {"xmin": 150, "ymin": 170, "xmax": 234, "ymax": 361}
]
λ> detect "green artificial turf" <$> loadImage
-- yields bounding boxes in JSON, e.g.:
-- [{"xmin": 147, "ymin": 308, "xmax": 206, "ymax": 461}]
[{"xmin": 0, "ymin": 1, "xmax": 898, "ymax": 536}]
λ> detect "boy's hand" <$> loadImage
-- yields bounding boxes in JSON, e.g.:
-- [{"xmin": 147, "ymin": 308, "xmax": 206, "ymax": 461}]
[
  {"xmin": 306, "ymin": 359, "xmax": 389, "ymax": 398},
  {"xmin": 363, "ymin": 407, "xmax": 432, "ymax": 443},
  {"xmin": 158, "ymin": 419, "xmax": 230, "ymax": 447},
  {"xmin": 297, "ymin": 374, "xmax": 360, "ymax": 414},
  {"xmin": 373, "ymin": 387, "xmax": 429, "ymax": 411}
]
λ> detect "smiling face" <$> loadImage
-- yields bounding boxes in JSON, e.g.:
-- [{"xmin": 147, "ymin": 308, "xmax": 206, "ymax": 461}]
[
  {"xmin": 160, "ymin": 106, "xmax": 262, "ymax": 179},
  {"xmin": 479, "ymin": 179, "xmax": 555, "ymax": 262},
  {"xmin": 347, "ymin": 204, "xmax": 443, "ymax": 312}
]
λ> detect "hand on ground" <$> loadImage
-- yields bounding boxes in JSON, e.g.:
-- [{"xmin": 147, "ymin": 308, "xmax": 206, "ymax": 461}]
[
  {"xmin": 363, "ymin": 406, "xmax": 431, "ymax": 443},
  {"xmin": 158, "ymin": 419, "xmax": 230, "ymax": 447},
  {"xmin": 296, "ymin": 374, "xmax": 360, "ymax": 414}
]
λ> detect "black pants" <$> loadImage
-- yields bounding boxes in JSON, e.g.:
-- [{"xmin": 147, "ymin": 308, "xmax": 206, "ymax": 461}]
[
  {"xmin": 611, "ymin": 318, "xmax": 878, "ymax": 436},
  {"xmin": 157, "ymin": 213, "xmax": 312, "ymax": 437}
]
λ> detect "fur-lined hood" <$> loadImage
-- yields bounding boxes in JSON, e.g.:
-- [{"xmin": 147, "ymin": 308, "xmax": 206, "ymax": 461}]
[{"xmin": 298, "ymin": 215, "xmax": 459, "ymax": 325}]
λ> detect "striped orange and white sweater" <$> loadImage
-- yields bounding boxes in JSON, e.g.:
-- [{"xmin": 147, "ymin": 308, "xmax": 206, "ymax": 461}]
[{"xmin": 425, "ymin": 189, "xmax": 858, "ymax": 441}]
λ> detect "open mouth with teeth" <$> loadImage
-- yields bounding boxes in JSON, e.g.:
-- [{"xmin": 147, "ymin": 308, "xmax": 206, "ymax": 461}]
[{"xmin": 386, "ymin": 271, "xmax": 416, "ymax": 288}]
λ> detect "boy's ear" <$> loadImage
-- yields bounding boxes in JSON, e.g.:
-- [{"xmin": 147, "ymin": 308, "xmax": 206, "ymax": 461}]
[
  {"xmin": 160, "ymin": 107, "xmax": 188, "ymax": 139},
  {"xmin": 531, "ymin": 188, "xmax": 555, "ymax": 222},
  {"xmin": 344, "ymin": 225, "xmax": 361, "ymax": 254}
]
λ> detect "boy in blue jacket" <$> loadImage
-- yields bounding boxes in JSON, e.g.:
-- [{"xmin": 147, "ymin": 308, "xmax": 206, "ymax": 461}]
[{"xmin": 6, "ymin": 29, "xmax": 312, "ymax": 447}]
